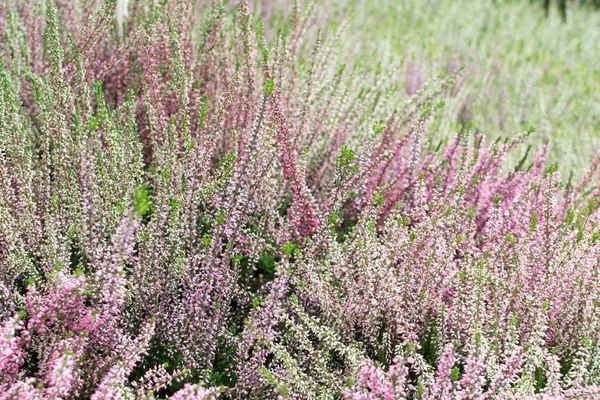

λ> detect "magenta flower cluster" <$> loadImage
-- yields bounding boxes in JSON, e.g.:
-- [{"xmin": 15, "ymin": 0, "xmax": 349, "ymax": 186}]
[{"xmin": 1, "ymin": 0, "xmax": 600, "ymax": 399}]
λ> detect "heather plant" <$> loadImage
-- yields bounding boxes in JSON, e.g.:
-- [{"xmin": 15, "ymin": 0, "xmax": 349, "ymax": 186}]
[{"xmin": 1, "ymin": 0, "xmax": 600, "ymax": 399}]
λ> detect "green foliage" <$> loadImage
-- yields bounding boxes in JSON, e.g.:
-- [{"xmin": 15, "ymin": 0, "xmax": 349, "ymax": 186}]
[
  {"xmin": 373, "ymin": 120, "xmax": 386, "ymax": 135},
  {"xmin": 264, "ymin": 78, "xmax": 275, "ymax": 96},
  {"xmin": 134, "ymin": 183, "xmax": 151, "ymax": 219},
  {"xmin": 530, "ymin": 212, "xmax": 538, "ymax": 231},
  {"xmin": 282, "ymin": 242, "xmax": 297, "ymax": 258},
  {"xmin": 451, "ymin": 366, "xmax": 462, "ymax": 381},
  {"xmin": 337, "ymin": 145, "xmax": 356, "ymax": 167}
]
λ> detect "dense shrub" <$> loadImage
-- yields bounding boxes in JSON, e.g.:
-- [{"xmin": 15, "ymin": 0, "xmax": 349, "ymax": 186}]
[{"xmin": 1, "ymin": 0, "xmax": 600, "ymax": 398}]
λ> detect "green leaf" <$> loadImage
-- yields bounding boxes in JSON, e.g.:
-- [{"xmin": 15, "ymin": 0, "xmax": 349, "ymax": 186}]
[
  {"xmin": 506, "ymin": 233, "xmax": 516, "ymax": 244},
  {"xmin": 373, "ymin": 120, "xmax": 385, "ymax": 135},
  {"xmin": 283, "ymin": 242, "xmax": 297, "ymax": 258},
  {"xmin": 252, "ymin": 297, "xmax": 261, "ymax": 308},
  {"xmin": 451, "ymin": 366, "xmax": 461, "ymax": 381},
  {"xmin": 530, "ymin": 212, "xmax": 538, "ymax": 231},
  {"xmin": 134, "ymin": 183, "xmax": 151, "ymax": 218},
  {"xmin": 264, "ymin": 78, "xmax": 275, "ymax": 96},
  {"xmin": 202, "ymin": 235, "xmax": 212, "ymax": 249},
  {"xmin": 565, "ymin": 208, "xmax": 575, "ymax": 225},
  {"xmin": 337, "ymin": 145, "xmax": 356, "ymax": 168}
]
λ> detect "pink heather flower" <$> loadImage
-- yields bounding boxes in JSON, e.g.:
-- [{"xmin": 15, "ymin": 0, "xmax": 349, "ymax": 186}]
[{"xmin": 0, "ymin": 314, "xmax": 28, "ymax": 385}]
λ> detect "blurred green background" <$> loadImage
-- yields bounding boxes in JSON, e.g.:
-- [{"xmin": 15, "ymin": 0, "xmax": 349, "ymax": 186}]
[{"xmin": 262, "ymin": 0, "xmax": 600, "ymax": 175}]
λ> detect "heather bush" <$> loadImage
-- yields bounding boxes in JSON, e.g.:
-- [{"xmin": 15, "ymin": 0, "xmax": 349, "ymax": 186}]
[{"xmin": 1, "ymin": 0, "xmax": 600, "ymax": 399}]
